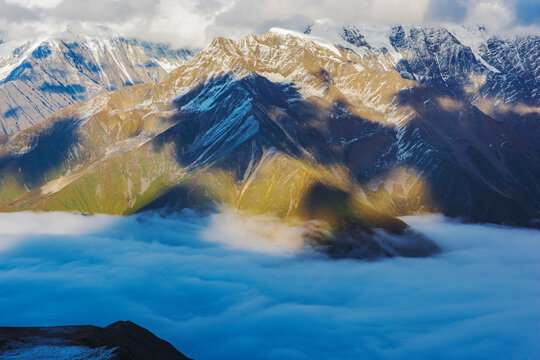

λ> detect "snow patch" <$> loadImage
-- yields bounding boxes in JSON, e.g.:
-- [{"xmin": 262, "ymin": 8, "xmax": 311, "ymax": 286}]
[
  {"xmin": 154, "ymin": 59, "xmax": 181, "ymax": 73},
  {"xmin": 447, "ymin": 25, "xmax": 501, "ymax": 73},
  {"xmin": 0, "ymin": 38, "xmax": 48, "ymax": 82},
  {"xmin": 1, "ymin": 344, "xmax": 115, "ymax": 360},
  {"xmin": 268, "ymin": 27, "xmax": 342, "ymax": 57}
]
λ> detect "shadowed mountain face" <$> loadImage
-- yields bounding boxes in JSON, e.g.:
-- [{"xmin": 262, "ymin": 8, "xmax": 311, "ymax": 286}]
[
  {"xmin": 391, "ymin": 87, "xmax": 540, "ymax": 224},
  {"xmin": 0, "ymin": 28, "xmax": 537, "ymax": 256},
  {"xmin": 0, "ymin": 321, "xmax": 191, "ymax": 360},
  {"xmin": 152, "ymin": 72, "xmax": 540, "ymax": 225},
  {"xmin": 156, "ymin": 74, "xmax": 334, "ymax": 171}
]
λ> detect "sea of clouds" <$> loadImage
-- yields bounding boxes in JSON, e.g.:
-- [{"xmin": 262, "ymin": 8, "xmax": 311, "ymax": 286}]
[{"xmin": 0, "ymin": 210, "xmax": 539, "ymax": 360}]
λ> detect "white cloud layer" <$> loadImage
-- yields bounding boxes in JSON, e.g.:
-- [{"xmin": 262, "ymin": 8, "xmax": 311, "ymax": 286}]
[
  {"xmin": 0, "ymin": 211, "xmax": 539, "ymax": 359},
  {"xmin": 0, "ymin": 0, "xmax": 538, "ymax": 48},
  {"xmin": 466, "ymin": 0, "xmax": 516, "ymax": 33}
]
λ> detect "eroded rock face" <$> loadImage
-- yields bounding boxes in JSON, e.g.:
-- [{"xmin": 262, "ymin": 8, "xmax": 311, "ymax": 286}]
[{"xmin": 0, "ymin": 321, "xmax": 191, "ymax": 360}]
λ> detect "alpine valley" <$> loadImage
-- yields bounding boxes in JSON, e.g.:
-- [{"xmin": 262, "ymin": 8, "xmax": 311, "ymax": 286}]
[{"xmin": 0, "ymin": 23, "xmax": 539, "ymax": 259}]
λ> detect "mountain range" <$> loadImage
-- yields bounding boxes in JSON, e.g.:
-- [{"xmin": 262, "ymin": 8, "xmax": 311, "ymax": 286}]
[
  {"xmin": 308, "ymin": 22, "xmax": 540, "ymax": 152},
  {"xmin": 0, "ymin": 24, "xmax": 538, "ymax": 258},
  {"xmin": 0, "ymin": 33, "xmax": 194, "ymax": 134}
]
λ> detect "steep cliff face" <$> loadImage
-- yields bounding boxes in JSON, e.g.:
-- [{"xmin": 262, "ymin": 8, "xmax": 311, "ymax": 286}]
[
  {"xmin": 0, "ymin": 35, "xmax": 194, "ymax": 134},
  {"xmin": 0, "ymin": 28, "xmax": 537, "ymax": 236},
  {"xmin": 389, "ymin": 26, "xmax": 483, "ymax": 98}
]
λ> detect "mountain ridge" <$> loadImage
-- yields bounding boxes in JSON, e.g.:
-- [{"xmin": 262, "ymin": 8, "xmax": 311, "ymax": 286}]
[
  {"xmin": 0, "ymin": 34, "xmax": 194, "ymax": 134},
  {"xmin": 0, "ymin": 26, "xmax": 538, "ymax": 256},
  {"xmin": 305, "ymin": 21, "xmax": 540, "ymax": 151},
  {"xmin": 0, "ymin": 321, "xmax": 191, "ymax": 360}
]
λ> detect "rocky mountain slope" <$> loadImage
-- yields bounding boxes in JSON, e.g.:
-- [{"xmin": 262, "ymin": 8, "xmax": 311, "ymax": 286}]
[
  {"xmin": 0, "ymin": 321, "xmax": 191, "ymax": 360},
  {"xmin": 0, "ymin": 34, "xmax": 194, "ymax": 134},
  {"xmin": 307, "ymin": 21, "xmax": 540, "ymax": 151},
  {"xmin": 0, "ymin": 28, "xmax": 537, "ymax": 256}
]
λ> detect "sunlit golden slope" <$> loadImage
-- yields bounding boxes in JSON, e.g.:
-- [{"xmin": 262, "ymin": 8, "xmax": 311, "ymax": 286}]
[{"xmin": 163, "ymin": 29, "xmax": 420, "ymax": 126}]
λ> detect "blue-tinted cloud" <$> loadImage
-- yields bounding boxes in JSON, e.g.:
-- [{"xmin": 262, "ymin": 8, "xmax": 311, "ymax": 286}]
[
  {"xmin": 0, "ymin": 211, "xmax": 539, "ymax": 360},
  {"xmin": 515, "ymin": 0, "xmax": 540, "ymax": 26},
  {"xmin": 424, "ymin": 0, "xmax": 468, "ymax": 23}
]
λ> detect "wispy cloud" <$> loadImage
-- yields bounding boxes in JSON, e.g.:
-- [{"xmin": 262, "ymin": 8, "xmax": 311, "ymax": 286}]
[
  {"xmin": 0, "ymin": 0, "xmax": 538, "ymax": 48},
  {"xmin": 0, "ymin": 211, "xmax": 539, "ymax": 359}
]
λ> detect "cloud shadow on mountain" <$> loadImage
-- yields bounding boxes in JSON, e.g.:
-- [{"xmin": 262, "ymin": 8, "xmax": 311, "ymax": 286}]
[
  {"xmin": 390, "ymin": 86, "xmax": 540, "ymax": 225},
  {"xmin": 152, "ymin": 73, "xmax": 385, "ymax": 176},
  {"xmin": 147, "ymin": 73, "xmax": 540, "ymax": 226},
  {"xmin": 0, "ymin": 117, "xmax": 81, "ymax": 190}
]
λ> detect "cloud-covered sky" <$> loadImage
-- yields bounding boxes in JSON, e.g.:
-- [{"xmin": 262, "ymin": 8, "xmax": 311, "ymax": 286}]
[
  {"xmin": 0, "ymin": 211, "xmax": 539, "ymax": 359},
  {"xmin": 0, "ymin": 0, "xmax": 538, "ymax": 47}
]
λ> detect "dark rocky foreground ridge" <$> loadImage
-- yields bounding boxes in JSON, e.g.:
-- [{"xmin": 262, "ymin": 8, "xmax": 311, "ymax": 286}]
[{"xmin": 0, "ymin": 321, "xmax": 191, "ymax": 360}]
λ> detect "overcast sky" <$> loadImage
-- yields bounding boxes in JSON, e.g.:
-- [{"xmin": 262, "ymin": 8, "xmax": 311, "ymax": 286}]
[{"xmin": 0, "ymin": 0, "xmax": 539, "ymax": 47}]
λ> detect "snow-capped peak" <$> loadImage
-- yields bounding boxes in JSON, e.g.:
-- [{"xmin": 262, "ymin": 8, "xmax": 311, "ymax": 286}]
[
  {"xmin": 268, "ymin": 27, "xmax": 310, "ymax": 39},
  {"xmin": 302, "ymin": 20, "xmax": 401, "ymax": 60},
  {"xmin": 0, "ymin": 33, "xmax": 194, "ymax": 134},
  {"xmin": 0, "ymin": 37, "xmax": 48, "ymax": 82},
  {"xmin": 268, "ymin": 27, "xmax": 342, "ymax": 57},
  {"xmin": 446, "ymin": 24, "xmax": 501, "ymax": 73}
]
